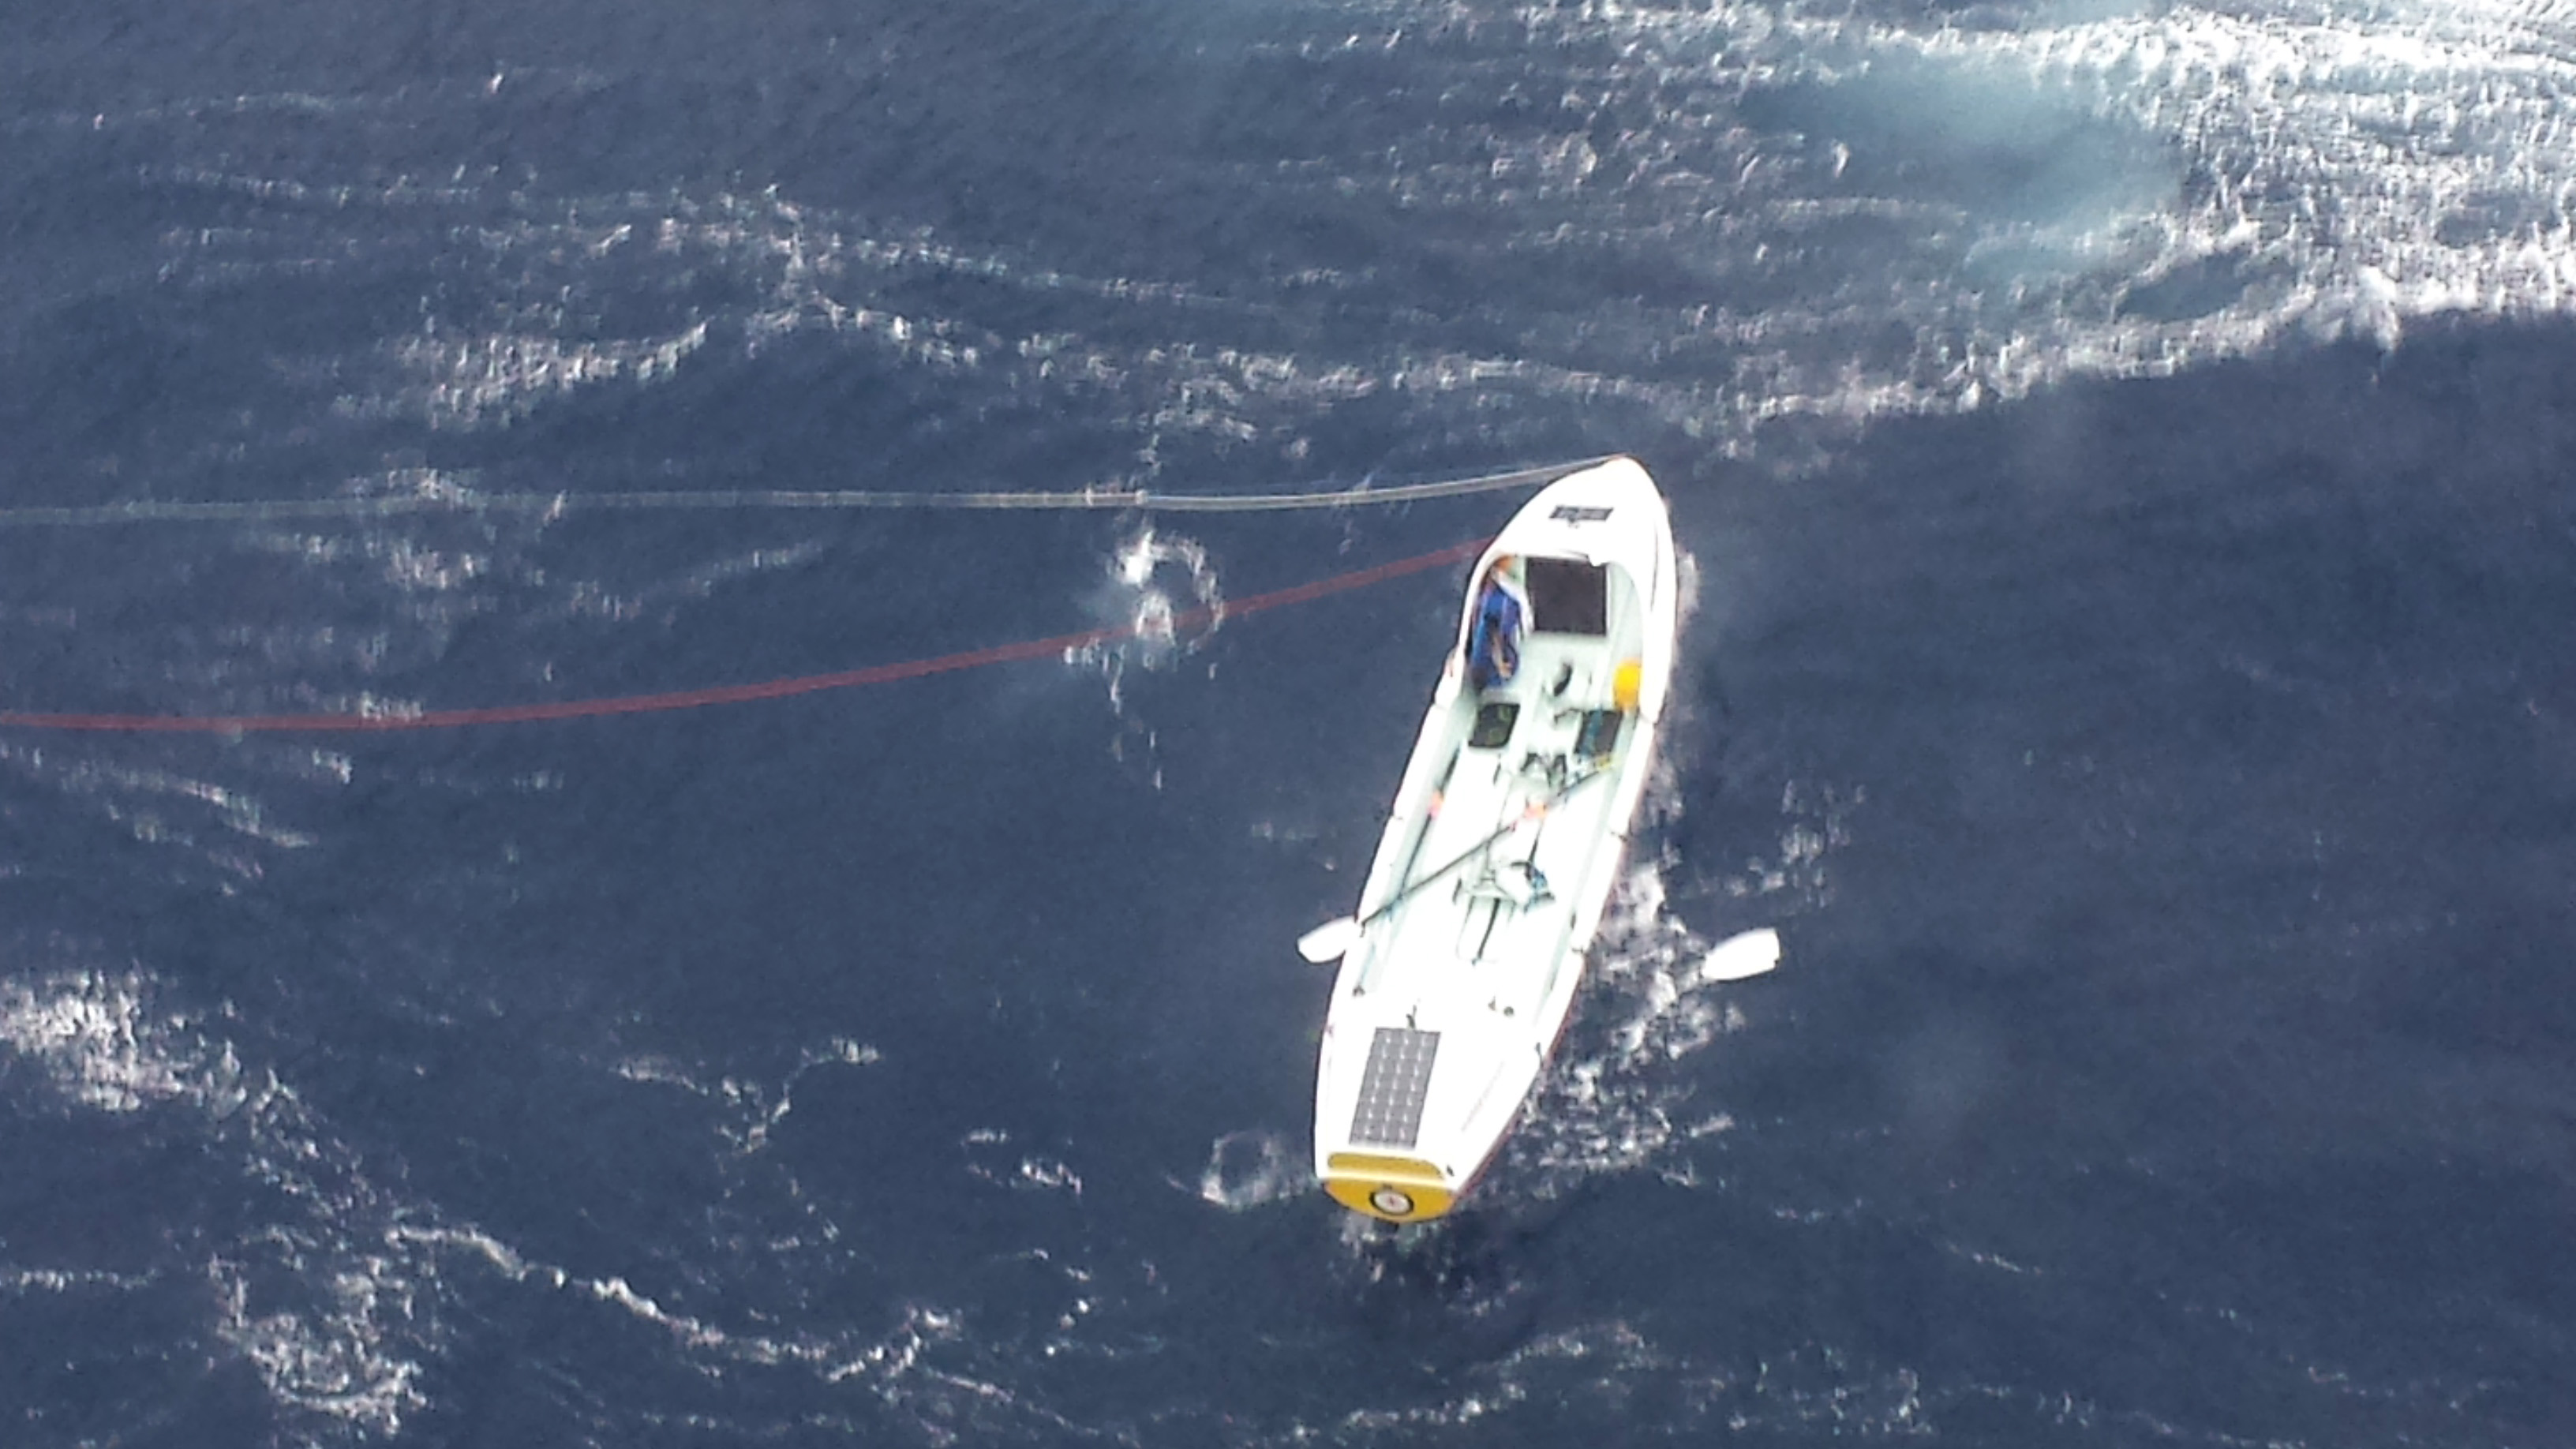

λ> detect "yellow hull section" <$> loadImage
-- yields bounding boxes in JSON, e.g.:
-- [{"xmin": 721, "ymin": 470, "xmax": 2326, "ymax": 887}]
[{"xmin": 1322, "ymin": 1153, "xmax": 1457, "ymax": 1222}]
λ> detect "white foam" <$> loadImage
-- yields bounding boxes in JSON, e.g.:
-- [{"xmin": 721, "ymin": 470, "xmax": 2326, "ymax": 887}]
[
  {"xmin": 536, "ymin": 536, "xmax": 832, "ymax": 627},
  {"xmin": 1067, "ymin": 525, "xmax": 1226, "ymax": 704},
  {"xmin": 1500, "ymin": 771, "xmax": 1850, "ymax": 1195},
  {"xmin": 1476, "ymin": 0, "xmax": 2576, "ymax": 422},
  {"xmin": 0, "ymin": 966, "xmax": 433, "ymax": 1436},
  {"xmin": 1064, "ymin": 526, "xmax": 1228, "ymax": 781},
  {"xmin": 1713, "ymin": 781, "xmax": 1861, "ymax": 908},
  {"xmin": 0, "ymin": 746, "xmax": 323, "ymax": 883},
  {"xmin": 314, "ymin": 318, "xmax": 712, "ymax": 431},
  {"xmin": 210, "ymin": 1253, "xmax": 428, "ymax": 1435},
  {"xmin": 706, "ymin": 1035, "xmax": 886, "ymax": 1155},
  {"xmin": 2, "ymin": 971, "xmax": 1074, "ymax": 1439},
  {"xmin": 0, "ymin": 1265, "xmax": 157, "ymax": 1295},
  {"xmin": 391, "ymin": 1222, "xmax": 987, "ymax": 1393},
  {"xmin": 1507, "ymin": 870, "xmax": 1750, "ymax": 1193},
  {"xmin": 0, "ymin": 969, "xmax": 242, "ymax": 1114},
  {"xmin": 1192, "ymin": 1128, "xmax": 1311, "ymax": 1211}
]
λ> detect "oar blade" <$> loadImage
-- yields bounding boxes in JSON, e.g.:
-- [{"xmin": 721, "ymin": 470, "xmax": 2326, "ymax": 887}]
[
  {"xmin": 1297, "ymin": 917, "xmax": 1362, "ymax": 964},
  {"xmin": 1700, "ymin": 927, "xmax": 1781, "ymax": 983}
]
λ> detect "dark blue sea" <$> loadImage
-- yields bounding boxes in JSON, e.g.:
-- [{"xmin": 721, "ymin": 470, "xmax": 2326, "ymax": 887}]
[{"xmin": 4, "ymin": 1, "xmax": 2573, "ymax": 1443}]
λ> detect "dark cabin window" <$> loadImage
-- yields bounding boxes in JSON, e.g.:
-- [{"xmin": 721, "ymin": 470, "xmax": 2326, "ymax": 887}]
[
  {"xmin": 1468, "ymin": 702, "xmax": 1518, "ymax": 749},
  {"xmin": 1575, "ymin": 708, "xmax": 1623, "ymax": 758},
  {"xmin": 1524, "ymin": 558, "xmax": 1608, "ymax": 635}
]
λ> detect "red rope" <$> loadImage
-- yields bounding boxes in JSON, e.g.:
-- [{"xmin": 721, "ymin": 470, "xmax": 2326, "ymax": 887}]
[{"xmin": 0, "ymin": 537, "xmax": 1488, "ymax": 734}]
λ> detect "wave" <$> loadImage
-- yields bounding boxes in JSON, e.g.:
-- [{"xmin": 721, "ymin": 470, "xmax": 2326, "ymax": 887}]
[
  {"xmin": 0, "ymin": 963, "xmax": 440, "ymax": 1437},
  {"xmin": 72, "ymin": 0, "xmax": 2570, "ymax": 474}
]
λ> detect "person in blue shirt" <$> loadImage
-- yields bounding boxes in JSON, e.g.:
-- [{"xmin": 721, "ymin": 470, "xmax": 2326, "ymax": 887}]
[{"xmin": 1466, "ymin": 556, "xmax": 1526, "ymax": 691}]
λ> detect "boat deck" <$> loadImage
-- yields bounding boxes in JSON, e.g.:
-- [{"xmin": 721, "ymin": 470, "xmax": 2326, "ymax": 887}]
[{"xmin": 1352, "ymin": 632, "xmax": 1634, "ymax": 1024}]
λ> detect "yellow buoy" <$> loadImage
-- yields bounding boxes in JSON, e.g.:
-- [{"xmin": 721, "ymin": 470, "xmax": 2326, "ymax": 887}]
[{"xmin": 1612, "ymin": 658, "xmax": 1644, "ymax": 713}]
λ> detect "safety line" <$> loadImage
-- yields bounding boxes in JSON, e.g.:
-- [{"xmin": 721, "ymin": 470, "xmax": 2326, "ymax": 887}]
[
  {"xmin": 0, "ymin": 537, "xmax": 1490, "ymax": 734},
  {"xmin": 0, "ymin": 458, "xmax": 1617, "ymax": 527}
]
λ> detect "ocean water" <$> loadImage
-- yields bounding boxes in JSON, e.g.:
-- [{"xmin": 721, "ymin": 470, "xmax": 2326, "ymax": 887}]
[{"xmin": 2, "ymin": 0, "xmax": 2573, "ymax": 1443}]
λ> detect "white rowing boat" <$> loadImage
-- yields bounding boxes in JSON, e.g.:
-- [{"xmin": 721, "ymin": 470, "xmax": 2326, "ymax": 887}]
[{"xmin": 1303, "ymin": 456, "xmax": 1679, "ymax": 1222}]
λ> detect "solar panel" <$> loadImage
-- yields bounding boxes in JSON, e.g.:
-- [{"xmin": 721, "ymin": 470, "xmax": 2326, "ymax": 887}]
[{"xmin": 1350, "ymin": 1028, "xmax": 1441, "ymax": 1148}]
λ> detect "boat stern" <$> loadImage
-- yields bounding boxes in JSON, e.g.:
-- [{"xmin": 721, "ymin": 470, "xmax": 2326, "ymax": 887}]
[
  {"xmin": 1319, "ymin": 1152, "xmax": 1461, "ymax": 1224},
  {"xmin": 1312, "ymin": 1013, "xmax": 1498, "ymax": 1225},
  {"xmin": 1312, "ymin": 1015, "xmax": 1475, "ymax": 1223}
]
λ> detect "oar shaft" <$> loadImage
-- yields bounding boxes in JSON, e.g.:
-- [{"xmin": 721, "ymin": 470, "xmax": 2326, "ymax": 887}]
[{"xmin": 1354, "ymin": 764, "xmax": 1607, "ymax": 930}]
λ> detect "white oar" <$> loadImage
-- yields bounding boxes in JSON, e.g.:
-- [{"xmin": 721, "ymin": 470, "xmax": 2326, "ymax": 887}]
[
  {"xmin": 1699, "ymin": 927, "xmax": 1781, "ymax": 983},
  {"xmin": 1297, "ymin": 766, "xmax": 1611, "ymax": 964},
  {"xmin": 1294, "ymin": 916, "xmax": 1370, "ymax": 966}
]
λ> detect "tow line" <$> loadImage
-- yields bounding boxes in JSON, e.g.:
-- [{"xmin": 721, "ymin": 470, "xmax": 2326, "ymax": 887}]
[
  {"xmin": 0, "ymin": 537, "xmax": 1488, "ymax": 735},
  {"xmin": 0, "ymin": 459, "xmax": 1614, "ymax": 528}
]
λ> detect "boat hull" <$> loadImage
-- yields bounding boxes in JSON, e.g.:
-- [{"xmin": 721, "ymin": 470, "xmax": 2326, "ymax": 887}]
[{"xmin": 1310, "ymin": 457, "xmax": 1679, "ymax": 1222}]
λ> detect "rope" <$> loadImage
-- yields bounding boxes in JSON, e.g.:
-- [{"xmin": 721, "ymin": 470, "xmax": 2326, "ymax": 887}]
[
  {"xmin": 0, "ymin": 537, "xmax": 1490, "ymax": 734},
  {"xmin": 0, "ymin": 458, "xmax": 1618, "ymax": 528}
]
